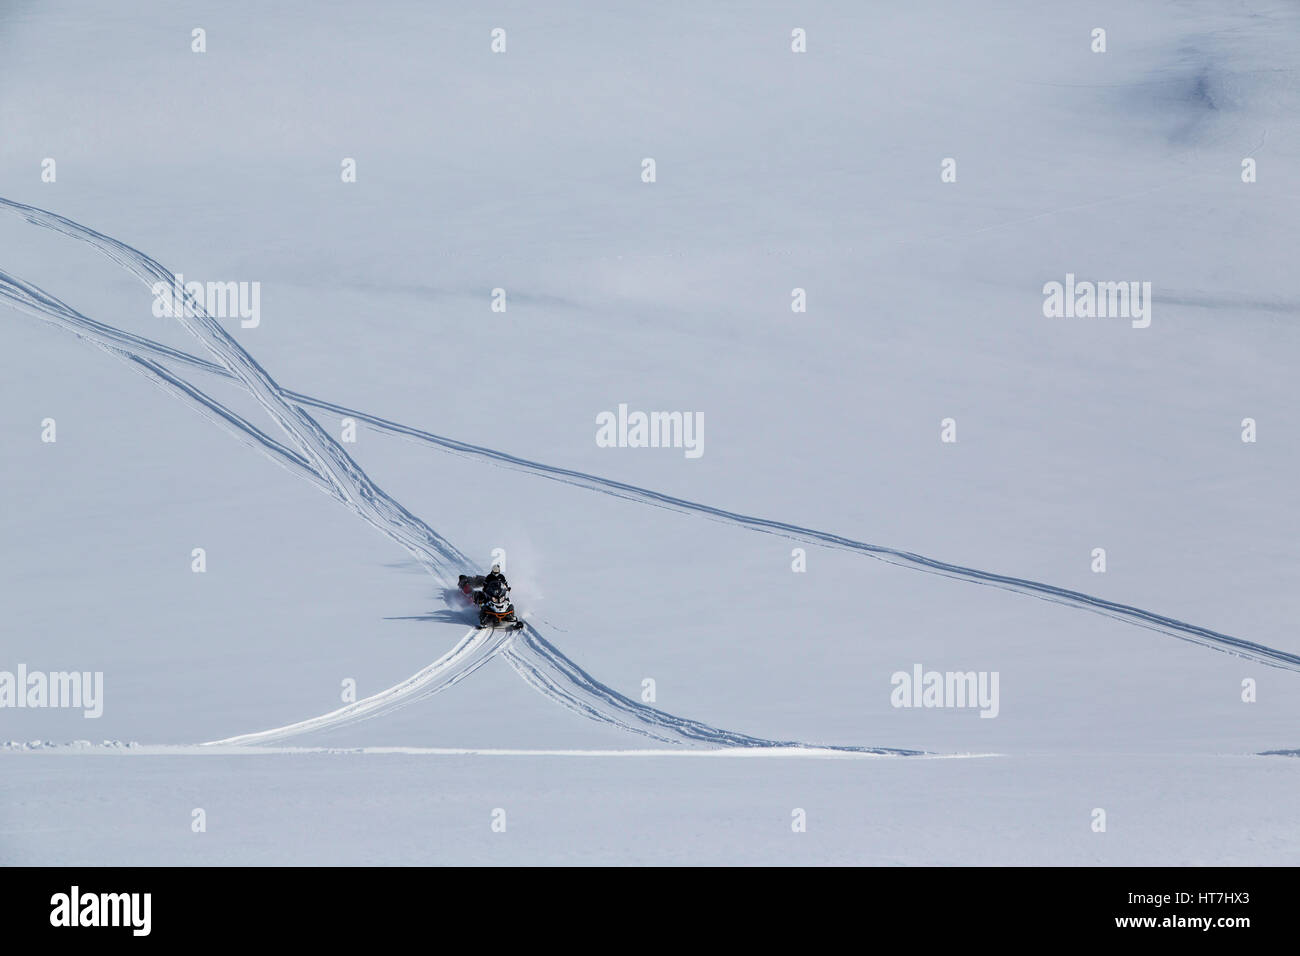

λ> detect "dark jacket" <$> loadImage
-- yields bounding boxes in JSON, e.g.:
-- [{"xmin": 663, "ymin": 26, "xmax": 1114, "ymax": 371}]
[{"xmin": 463, "ymin": 571, "xmax": 510, "ymax": 599}]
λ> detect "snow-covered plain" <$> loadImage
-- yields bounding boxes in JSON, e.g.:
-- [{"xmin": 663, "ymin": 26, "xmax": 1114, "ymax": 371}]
[{"xmin": 2, "ymin": 0, "xmax": 1298, "ymax": 864}]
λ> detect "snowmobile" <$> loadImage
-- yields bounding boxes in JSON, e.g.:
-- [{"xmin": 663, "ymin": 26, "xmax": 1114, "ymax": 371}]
[{"xmin": 458, "ymin": 571, "xmax": 524, "ymax": 631}]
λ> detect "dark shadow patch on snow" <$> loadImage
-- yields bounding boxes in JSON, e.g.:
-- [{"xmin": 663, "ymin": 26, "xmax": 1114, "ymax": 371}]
[
  {"xmin": 1093, "ymin": 35, "xmax": 1269, "ymax": 150},
  {"xmin": 381, "ymin": 558, "xmax": 428, "ymax": 574},
  {"xmin": 384, "ymin": 610, "xmax": 472, "ymax": 625},
  {"xmin": 1162, "ymin": 290, "xmax": 1300, "ymax": 316},
  {"xmin": 385, "ymin": 587, "xmax": 478, "ymax": 625}
]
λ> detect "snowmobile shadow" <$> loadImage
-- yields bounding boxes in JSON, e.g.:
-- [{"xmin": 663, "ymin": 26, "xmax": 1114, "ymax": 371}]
[
  {"xmin": 384, "ymin": 610, "xmax": 472, "ymax": 625},
  {"xmin": 383, "ymin": 588, "xmax": 477, "ymax": 626},
  {"xmin": 381, "ymin": 558, "xmax": 429, "ymax": 575}
]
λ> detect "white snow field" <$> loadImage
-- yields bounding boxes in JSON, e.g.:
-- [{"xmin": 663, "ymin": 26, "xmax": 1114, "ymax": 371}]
[{"xmin": 2, "ymin": 1, "xmax": 1299, "ymax": 865}]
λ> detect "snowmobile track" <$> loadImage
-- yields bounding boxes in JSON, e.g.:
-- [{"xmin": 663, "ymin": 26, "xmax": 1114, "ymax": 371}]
[
  {"xmin": 0, "ymin": 196, "xmax": 927, "ymax": 753},
  {"xmin": 4, "ymin": 248, "xmax": 1293, "ymax": 676},
  {"xmin": 2, "ymin": 195, "xmax": 1296, "ymax": 757}
]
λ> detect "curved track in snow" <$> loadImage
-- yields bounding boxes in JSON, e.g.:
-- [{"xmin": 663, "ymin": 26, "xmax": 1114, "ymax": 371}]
[
  {"xmin": 2, "ymin": 198, "xmax": 1296, "ymax": 676},
  {"xmin": 0, "ymin": 198, "xmax": 473, "ymax": 583},
  {"xmin": 205, "ymin": 627, "xmax": 507, "ymax": 746},
  {"xmin": 0, "ymin": 196, "xmax": 925, "ymax": 753},
  {"xmin": 502, "ymin": 626, "xmax": 915, "ymax": 752}
]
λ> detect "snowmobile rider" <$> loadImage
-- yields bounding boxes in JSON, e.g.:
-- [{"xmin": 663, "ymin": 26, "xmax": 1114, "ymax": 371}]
[{"xmin": 459, "ymin": 564, "xmax": 510, "ymax": 605}]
